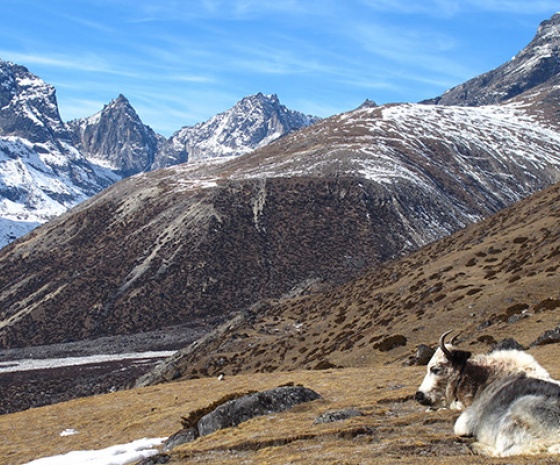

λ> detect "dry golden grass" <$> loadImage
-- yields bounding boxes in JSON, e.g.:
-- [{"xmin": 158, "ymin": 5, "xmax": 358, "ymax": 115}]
[{"xmin": 3, "ymin": 349, "xmax": 560, "ymax": 465}]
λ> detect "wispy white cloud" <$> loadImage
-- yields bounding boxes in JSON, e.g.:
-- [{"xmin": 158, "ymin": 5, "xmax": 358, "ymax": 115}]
[
  {"xmin": 341, "ymin": 21, "xmax": 473, "ymax": 82},
  {"xmin": 227, "ymin": 44, "xmax": 333, "ymax": 76},
  {"xmin": 0, "ymin": 49, "xmax": 216, "ymax": 86},
  {"xmin": 359, "ymin": 0, "xmax": 558, "ymax": 16},
  {"xmin": 0, "ymin": 51, "xmax": 134, "ymax": 77},
  {"xmin": 466, "ymin": 0, "xmax": 559, "ymax": 14},
  {"xmin": 357, "ymin": 0, "xmax": 461, "ymax": 17},
  {"xmin": 203, "ymin": 0, "xmax": 303, "ymax": 17},
  {"xmin": 58, "ymin": 13, "xmax": 118, "ymax": 35},
  {"xmin": 129, "ymin": 0, "xmax": 335, "ymax": 21}
]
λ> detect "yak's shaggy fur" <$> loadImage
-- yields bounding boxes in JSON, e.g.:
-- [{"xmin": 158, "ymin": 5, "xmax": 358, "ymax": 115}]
[
  {"xmin": 455, "ymin": 374, "xmax": 560, "ymax": 456},
  {"xmin": 416, "ymin": 346, "xmax": 553, "ymax": 409},
  {"xmin": 416, "ymin": 334, "xmax": 560, "ymax": 456}
]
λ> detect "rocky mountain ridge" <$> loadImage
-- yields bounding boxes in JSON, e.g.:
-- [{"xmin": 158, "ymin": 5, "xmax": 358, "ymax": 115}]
[
  {"xmin": 69, "ymin": 94, "xmax": 164, "ymax": 177},
  {"xmin": 423, "ymin": 12, "xmax": 560, "ymax": 106},
  {"xmin": 153, "ymin": 93, "xmax": 320, "ymax": 169},
  {"xmin": 0, "ymin": 62, "xmax": 319, "ymax": 247},
  {"xmin": 0, "ymin": 60, "xmax": 120, "ymax": 247},
  {"xmin": 0, "ymin": 61, "xmax": 68, "ymax": 142}
]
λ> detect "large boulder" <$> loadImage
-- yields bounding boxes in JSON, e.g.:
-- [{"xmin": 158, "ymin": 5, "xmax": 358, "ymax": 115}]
[
  {"xmin": 163, "ymin": 385, "xmax": 321, "ymax": 452},
  {"xmin": 198, "ymin": 385, "xmax": 321, "ymax": 436}
]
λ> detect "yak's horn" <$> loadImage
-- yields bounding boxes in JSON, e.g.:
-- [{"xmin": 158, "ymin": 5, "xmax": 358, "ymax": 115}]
[{"xmin": 439, "ymin": 330, "xmax": 454, "ymax": 360}]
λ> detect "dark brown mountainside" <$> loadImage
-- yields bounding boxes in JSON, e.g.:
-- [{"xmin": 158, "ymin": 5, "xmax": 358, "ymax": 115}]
[
  {"xmin": 137, "ymin": 180, "xmax": 560, "ymax": 385},
  {"xmin": 0, "ymin": 173, "xmax": 413, "ymax": 348},
  {"xmin": 3, "ymin": 87, "xmax": 560, "ymax": 349}
]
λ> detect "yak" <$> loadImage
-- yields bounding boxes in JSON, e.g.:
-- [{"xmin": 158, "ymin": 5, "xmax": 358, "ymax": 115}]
[{"xmin": 415, "ymin": 331, "xmax": 560, "ymax": 456}]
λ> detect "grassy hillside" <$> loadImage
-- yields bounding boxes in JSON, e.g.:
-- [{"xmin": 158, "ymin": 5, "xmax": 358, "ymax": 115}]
[
  {"xmin": 3, "ymin": 351, "xmax": 560, "ymax": 465},
  {"xmin": 138, "ymin": 181, "xmax": 560, "ymax": 385}
]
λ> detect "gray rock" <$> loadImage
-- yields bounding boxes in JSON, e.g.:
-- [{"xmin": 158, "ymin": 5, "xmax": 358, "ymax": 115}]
[
  {"xmin": 415, "ymin": 344, "xmax": 435, "ymax": 365},
  {"xmin": 69, "ymin": 94, "xmax": 163, "ymax": 177},
  {"xmin": 162, "ymin": 428, "xmax": 198, "ymax": 452},
  {"xmin": 134, "ymin": 454, "xmax": 170, "ymax": 465},
  {"xmin": 531, "ymin": 327, "xmax": 560, "ymax": 347},
  {"xmin": 313, "ymin": 408, "xmax": 363, "ymax": 424},
  {"xmin": 197, "ymin": 385, "xmax": 321, "ymax": 436},
  {"xmin": 492, "ymin": 338, "xmax": 526, "ymax": 352},
  {"xmin": 422, "ymin": 13, "xmax": 560, "ymax": 107}
]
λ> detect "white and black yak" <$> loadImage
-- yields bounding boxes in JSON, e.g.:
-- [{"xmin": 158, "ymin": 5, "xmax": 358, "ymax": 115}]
[{"xmin": 415, "ymin": 330, "xmax": 560, "ymax": 456}]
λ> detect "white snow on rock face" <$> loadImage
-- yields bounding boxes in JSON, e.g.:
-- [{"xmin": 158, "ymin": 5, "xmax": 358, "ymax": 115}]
[
  {"xmin": 153, "ymin": 93, "xmax": 319, "ymax": 168},
  {"xmin": 0, "ymin": 60, "xmax": 121, "ymax": 247},
  {"xmin": 218, "ymin": 100, "xmax": 560, "ymax": 190},
  {"xmin": 21, "ymin": 437, "xmax": 167, "ymax": 465},
  {"xmin": 0, "ymin": 135, "xmax": 119, "ymax": 248}
]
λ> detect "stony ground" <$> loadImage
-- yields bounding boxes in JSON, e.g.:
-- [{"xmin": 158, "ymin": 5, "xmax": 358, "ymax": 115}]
[
  {"xmin": 0, "ymin": 357, "xmax": 163, "ymax": 415},
  {"xmin": 0, "ymin": 325, "xmax": 206, "ymax": 414}
]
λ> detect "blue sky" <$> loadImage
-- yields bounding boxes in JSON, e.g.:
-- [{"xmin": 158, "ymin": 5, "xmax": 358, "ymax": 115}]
[{"xmin": 1, "ymin": 1, "xmax": 559, "ymax": 137}]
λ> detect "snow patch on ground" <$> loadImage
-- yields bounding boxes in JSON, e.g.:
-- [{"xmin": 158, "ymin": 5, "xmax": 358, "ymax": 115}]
[
  {"xmin": 22, "ymin": 437, "xmax": 166, "ymax": 465},
  {"xmin": 59, "ymin": 429, "xmax": 79, "ymax": 437}
]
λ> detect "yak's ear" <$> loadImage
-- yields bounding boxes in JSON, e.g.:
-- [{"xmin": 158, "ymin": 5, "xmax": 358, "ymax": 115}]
[{"xmin": 450, "ymin": 349, "xmax": 472, "ymax": 366}]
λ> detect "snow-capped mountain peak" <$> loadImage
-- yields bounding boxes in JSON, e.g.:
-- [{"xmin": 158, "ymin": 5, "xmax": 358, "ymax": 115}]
[
  {"xmin": 424, "ymin": 12, "xmax": 560, "ymax": 106},
  {"xmin": 152, "ymin": 93, "xmax": 319, "ymax": 168},
  {"xmin": 0, "ymin": 59, "xmax": 119, "ymax": 247},
  {"xmin": 0, "ymin": 60, "xmax": 68, "ymax": 143}
]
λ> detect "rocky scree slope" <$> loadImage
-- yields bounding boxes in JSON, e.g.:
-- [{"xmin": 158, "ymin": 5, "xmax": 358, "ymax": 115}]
[
  {"xmin": 3, "ymin": 86, "xmax": 560, "ymax": 350},
  {"xmin": 0, "ymin": 172, "xmax": 408, "ymax": 348},
  {"xmin": 138, "ymin": 179, "xmax": 560, "ymax": 385}
]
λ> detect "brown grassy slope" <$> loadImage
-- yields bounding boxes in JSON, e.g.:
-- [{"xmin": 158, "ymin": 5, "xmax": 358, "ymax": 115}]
[
  {"xmin": 144, "ymin": 181, "xmax": 560, "ymax": 382},
  {"xmin": 3, "ymin": 185, "xmax": 560, "ymax": 464},
  {"xmin": 3, "ymin": 355, "xmax": 560, "ymax": 465}
]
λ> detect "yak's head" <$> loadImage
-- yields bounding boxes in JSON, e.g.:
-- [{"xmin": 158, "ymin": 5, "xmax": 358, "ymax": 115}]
[{"xmin": 415, "ymin": 330, "xmax": 472, "ymax": 409}]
